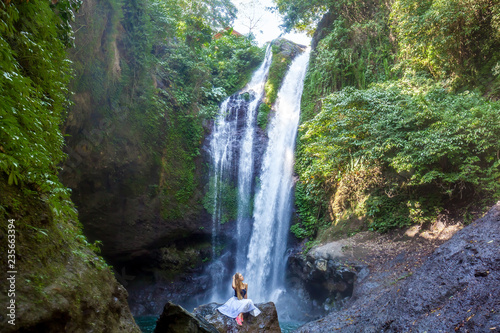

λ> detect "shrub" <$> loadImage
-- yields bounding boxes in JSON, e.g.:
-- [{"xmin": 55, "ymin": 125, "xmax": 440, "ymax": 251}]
[{"xmin": 295, "ymin": 78, "xmax": 500, "ymax": 233}]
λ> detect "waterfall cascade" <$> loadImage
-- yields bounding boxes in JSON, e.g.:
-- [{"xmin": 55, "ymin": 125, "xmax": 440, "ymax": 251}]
[
  {"xmin": 245, "ymin": 50, "xmax": 310, "ymax": 302},
  {"xmin": 207, "ymin": 44, "xmax": 310, "ymax": 304},
  {"xmin": 208, "ymin": 45, "xmax": 273, "ymax": 301}
]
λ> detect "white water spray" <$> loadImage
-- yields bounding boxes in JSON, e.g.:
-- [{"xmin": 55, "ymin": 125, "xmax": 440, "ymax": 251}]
[
  {"xmin": 208, "ymin": 46, "xmax": 272, "ymax": 301},
  {"xmin": 236, "ymin": 46, "xmax": 273, "ymax": 270},
  {"xmin": 245, "ymin": 49, "xmax": 310, "ymax": 302}
]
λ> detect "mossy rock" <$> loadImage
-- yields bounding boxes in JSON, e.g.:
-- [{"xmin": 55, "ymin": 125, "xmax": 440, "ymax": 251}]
[
  {"xmin": 0, "ymin": 179, "xmax": 140, "ymax": 332},
  {"xmin": 265, "ymin": 38, "xmax": 306, "ymax": 105},
  {"xmin": 257, "ymin": 103, "xmax": 272, "ymax": 130}
]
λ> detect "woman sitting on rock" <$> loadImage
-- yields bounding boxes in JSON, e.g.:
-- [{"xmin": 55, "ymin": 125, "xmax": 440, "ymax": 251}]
[{"xmin": 217, "ymin": 272, "xmax": 261, "ymax": 326}]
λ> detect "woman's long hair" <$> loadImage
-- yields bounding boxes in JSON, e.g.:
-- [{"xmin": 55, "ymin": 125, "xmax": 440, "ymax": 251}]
[{"xmin": 234, "ymin": 272, "xmax": 244, "ymax": 300}]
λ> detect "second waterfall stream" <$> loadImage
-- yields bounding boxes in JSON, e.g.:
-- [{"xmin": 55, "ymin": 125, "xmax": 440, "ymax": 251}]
[{"xmin": 207, "ymin": 44, "xmax": 310, "ymax": 310}]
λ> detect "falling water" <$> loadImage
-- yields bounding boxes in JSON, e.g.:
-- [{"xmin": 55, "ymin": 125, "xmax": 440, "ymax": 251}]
[
  {"xmin": 236, "ymin": 46, "xmax": 273, "ymax": 270},
  {"xmin": 207, "ymin": 43, "xmax": 310, "ymax": 304},
  {"xmin": 245, "ymin": 49, "xmax": 310, "ymax": 302},
  {"xmin": 207, "ymin": 97, "xmax": 239, "ymax": 300},
  {"xmin": 208, "ymin": 46, "xmax": 272, "ymax": 301}
]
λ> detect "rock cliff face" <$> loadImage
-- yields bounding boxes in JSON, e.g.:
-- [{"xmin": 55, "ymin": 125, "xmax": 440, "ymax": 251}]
[
  {"xmin": 63, "ymin": 0, "xmax": 212, "ymax": 274},
  {"xmin": 295, "ymin": 202, "xmax": 500, "ymax": 332}
]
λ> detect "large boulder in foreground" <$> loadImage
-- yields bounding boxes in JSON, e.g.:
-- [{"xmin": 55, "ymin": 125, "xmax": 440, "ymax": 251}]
[
  {"xmin": 193, "ymin": 302, "xmax": 281, "ymax": 333},
  {"xmin": 154, "ymin": 302, "xmax": 218, "ymax": 333},
  {"xmin": 296, "ymin": 201, "xmax": 500, "ymax": 332}
]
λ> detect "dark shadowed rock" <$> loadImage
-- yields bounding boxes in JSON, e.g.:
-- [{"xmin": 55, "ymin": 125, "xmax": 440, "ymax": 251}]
[
  {"xmin": 193, "ymin": 302, "xmax": 281, "ymax": 333},
  {"xmin": 296, "ymin": 201, "xmax": 500, "ymax": 332},
  {"xmin": 287, "ymin": 244, "xmax": 359, "ymax": 315},
  {"xmin": 154, "ymin": 302, "xmax": 219, "ymax": 333}
]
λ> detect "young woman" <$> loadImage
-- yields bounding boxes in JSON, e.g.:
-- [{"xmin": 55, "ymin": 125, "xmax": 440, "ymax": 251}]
[{"xmin": 217, "ymin": 272, "xmax": 261, "ymax": 326}]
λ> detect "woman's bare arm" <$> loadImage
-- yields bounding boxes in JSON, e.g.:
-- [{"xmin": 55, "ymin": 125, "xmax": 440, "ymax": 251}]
[
  {"xmin": 232, "ymin": 275, "xmax": 236, "ymax": 289},
  {"xmin": 244, "ymin": 283, "xmax": 248, "ymax": 299}
]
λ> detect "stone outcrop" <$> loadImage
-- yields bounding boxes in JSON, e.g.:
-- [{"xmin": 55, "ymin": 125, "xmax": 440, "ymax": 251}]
[
  {"xmin": 154, "ymin": 302, "xmax": 219, "ymax": 333},
  {"xmin": 193, "ymin": 302, "xmax": 281, "ymax": 333},
  {"xmin": 287, "ymin": 243, "xmax": 359, "ymax": 315},
  {"xmin": 271, "ymin": 38, "xmax": 306, "ymax": 58},
  {"xmin": 296, "ymin": 202, "xmax": 500, "ymax": 332}
]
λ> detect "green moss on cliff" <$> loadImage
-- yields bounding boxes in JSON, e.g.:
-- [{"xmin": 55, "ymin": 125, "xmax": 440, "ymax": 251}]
[
  {"xmin": 66, "ymin": 0, "xmax": 264, "ymax": 226},
  {"xmin": 0, "ymin": 0, "xmax": 139, "ymax": 330},
  {"xmin": 265, "ymin": 47, "xmax": 293, "ymax": 105},
  {"xmin": 202, "ymin": 177, "xmax": 239, "ymax": 224},
  {"xmin": 256, "ymin": 39, "xmax": 305, "ymax": 130},
  {"xmin": 265, "ymin": 39, "xmax": 304, "ymax": 105},
  {"xmin": 0, "ymin": 181, "xmax": 139, "ymax": 332},
  {"xmin": 257, "ymin": 103, "xmax": 271, "ymax": 130}
]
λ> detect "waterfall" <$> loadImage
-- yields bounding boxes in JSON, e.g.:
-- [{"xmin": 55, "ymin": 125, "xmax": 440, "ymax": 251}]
[
  {"xmin": 208, "ymin": 45, "xmax": 272, "ymax": 301},
  {"xmin": 207, "ymin": 97, "xmax": 239, "ymax": 301},
  {"xmin": 207, "ymin": 43, "xmax": 310, "ymax": 304},
  {"xmin": 236, "ymin": 46, "xmax": 273, "ymax": 270},
  {"xmin": 245, "ymin": 49, "xmax": 310, "ymax": 302}
]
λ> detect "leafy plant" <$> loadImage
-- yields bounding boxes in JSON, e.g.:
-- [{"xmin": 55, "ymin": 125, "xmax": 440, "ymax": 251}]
[
  {"xmin": 295, "ymin": 78, "xmax": 500, "ymax": 233},
  {"xmin": 392, "ymin": 0, "xmax": 500, "ymax": 93}
]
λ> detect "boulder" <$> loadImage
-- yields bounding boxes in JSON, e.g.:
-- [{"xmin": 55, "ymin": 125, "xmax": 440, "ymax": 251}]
[
  {"xmin": 287, "ymin": 244, "xmax": 358, "ymax": 314},
  {"xmin": 193, "ymin": 302, "xmax": 281, "ymax": 333},
  {"xmin": 154, "ymin": 302, "xmax": 219, "ymax": 333}
]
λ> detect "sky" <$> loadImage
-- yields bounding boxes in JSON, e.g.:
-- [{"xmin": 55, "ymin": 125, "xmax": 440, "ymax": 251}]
[{"xmin": 231, "ymin": 0, "xmax": 311, "ymax": 46}]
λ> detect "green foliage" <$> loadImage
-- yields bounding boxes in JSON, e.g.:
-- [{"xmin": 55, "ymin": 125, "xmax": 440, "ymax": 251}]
[
  {"xmin": 279, "ymin": 0, "xmax": 500, "ymax": 238},
  {"xmin": 392, "ymin": 0, "xmax": 500, "ymax": 93},
  {"xmin": 0, "ymin": 0, "xmax": 78, "ymax": 188},
  {"xmin": 202, "ymin": 176, "xmax": 238, "ymax": 224},
  {"xmin": 0, "ymin": 0, "xmax": 89, "ymax": 225},
  {"xmin": 205, "ymin": 32, "xmax": 264, "ymax": 99},
  {"xmin": 295, "ymin": 79, "xmax": 500, "ymax": 233},
  {"xmin": 300, "ymin": 0, "xmax": 397, "ymax": 122},
  {"xmin": 290, "ymin": 180, "xmax": 328, "ymax": 239},
  {"xmin": 257, "ymin": 103, "xmax": 271, "ymax": 130},
  {"xmin": 0, "ymin": 0, "xmax": 111, "ymax": 275},
  {"xmin": 274, "ymin": 0, "xmax": 332, "ymax": 33}
]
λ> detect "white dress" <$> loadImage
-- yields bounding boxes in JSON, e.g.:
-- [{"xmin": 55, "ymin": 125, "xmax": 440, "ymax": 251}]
[{"xmin": 217, "ymin": 289, "xmax": 261, "ymax": 318}]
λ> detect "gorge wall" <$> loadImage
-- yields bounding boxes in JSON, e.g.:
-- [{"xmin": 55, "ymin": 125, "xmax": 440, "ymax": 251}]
[
  {"xmin": 62, "ymin": 0, "xmax": 211, "ymax": 274},
  {"xmin": 0, "ymin": 0, "xmax": 139, "ymax": 331},
  {"xmin": 61, "ymin": 0, "xmax": 264, "ymax": 279}
]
